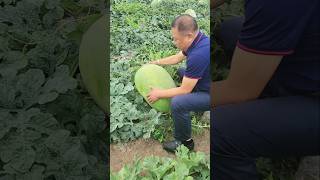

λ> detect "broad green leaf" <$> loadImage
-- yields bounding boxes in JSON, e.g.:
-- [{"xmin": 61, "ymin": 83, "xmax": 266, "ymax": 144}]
[
  {"xmin": 0, "ymin": 51, "xmax": 28, "ymax": 77},
  {"xmin": 174, "ymin": 162, "xmax": 189, "ymax": 177},
  {"xmin": 44, "ymin": 0, "xmax": 60, "ymax": 9},
  {"xmin": 0, "ymin": 175, "xmax": 14, "ymax": 180},
  {"xmin": 0, "ymin": 76, "xmax": 16, "ymax": 108},
  {"xmin": 42, "ymin": 65, "xmax": 77, "ymax": 94},
  {"xmin": 16, "ymin": 69, "xmax": 45, "ymax": 107},
  {"xmin": 37, "ymin": 92, "xmax": 59, "ymax": 104},
  {"xmin": 163, "ymin": 172, "xmax": 180, "ymax": 180},
  {"xmin": 16, "ymin": 164, "xmax": 45, "ymax": 180},
  {"xmin": 42, "ymin": 7, "xmax": 64, "ymax": 27},
  {"xmin": 45, "ymin": 129, "xmax": 70, "ymax": 150},
  {"xmin": 62, "ymin": 146, "xmax": 89, "ymax": 173},
  {"xmin": 8, "ymin": 146, "xmax": 36, "ymax": 173}
]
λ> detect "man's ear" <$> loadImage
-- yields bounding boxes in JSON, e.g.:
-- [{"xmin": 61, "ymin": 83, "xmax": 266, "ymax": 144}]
[{"xmin": 187, "ymin": 32, "xmax": 194, "ymax": 40}]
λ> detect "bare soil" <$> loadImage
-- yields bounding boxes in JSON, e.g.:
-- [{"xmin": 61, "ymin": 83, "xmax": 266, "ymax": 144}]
[{"xmin": 110, "ymin": 129, "xmax": 210, "ymax": 172}]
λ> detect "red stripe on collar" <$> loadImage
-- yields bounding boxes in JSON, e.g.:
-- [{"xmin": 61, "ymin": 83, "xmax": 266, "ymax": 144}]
[{"xmin": 183, "ymin": 32, "xmax": 203, "ymax": 56}]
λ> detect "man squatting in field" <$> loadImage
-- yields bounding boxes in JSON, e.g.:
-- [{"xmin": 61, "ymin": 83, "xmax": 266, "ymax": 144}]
[
  {"xmin": 147, "ymin": 15, "xmax": 210, "ymax": 152},
  {"xmin": 211, "ymin": 0, "xmax": 320, "ymax": 179}
]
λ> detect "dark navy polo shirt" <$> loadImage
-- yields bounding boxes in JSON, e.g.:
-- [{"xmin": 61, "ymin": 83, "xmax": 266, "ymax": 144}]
[
  {"xmin": 237, "ymin": 0, "xmax": 320, "ymax": 93},
  {"xmin": 182, "ymin": 31, "xmax": 210, "ymax": 92}
]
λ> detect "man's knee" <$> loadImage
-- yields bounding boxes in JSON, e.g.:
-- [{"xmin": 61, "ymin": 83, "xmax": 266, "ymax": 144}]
[
  {"xmin": 171, "ymin": 95, "xmax": 185, "ymax": 112},
  {"xmin": 211, "ymin": 109, "xmax": 244, "ymax": 156}
]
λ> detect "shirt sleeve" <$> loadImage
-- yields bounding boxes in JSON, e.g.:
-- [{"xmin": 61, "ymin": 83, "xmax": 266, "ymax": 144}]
[
  {"xmin": 185, "ymin": 54, "xmax": 209, "ymax": 79},
  {"xmin": 238, "ymin": 0, "xmax": 317, "ymax": 55}
]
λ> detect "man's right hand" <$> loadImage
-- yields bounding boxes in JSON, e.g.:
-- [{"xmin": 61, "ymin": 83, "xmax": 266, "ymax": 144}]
[
  {"xmin": 149, "ymin": 60, "xmax": 160, "ymax": 65},
  {"xmin": 148, "ymin": 51, "xmax": 185, "ymax": 65}
]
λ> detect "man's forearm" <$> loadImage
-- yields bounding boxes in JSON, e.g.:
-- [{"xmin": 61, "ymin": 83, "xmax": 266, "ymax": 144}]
[
  {"xmin": 211, "ymin": 0, "xmax": 225, "ymax": 9},
  {"xmin": 157, "ymin": 51, "xmax": 185, "ymax": 65},
  {"xmin": 158, "ymin": 87, "xmax": 189, "ymax": 98},
  {"xmin": 211, "ymin": 80, "xmax": 235, "ymax": 107},
  {"xmin": 211, "ymin": 80, "xmax": 257, "ymax": 107}
]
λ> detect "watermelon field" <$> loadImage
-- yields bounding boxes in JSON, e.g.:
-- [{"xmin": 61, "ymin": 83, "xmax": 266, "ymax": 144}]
[
  {"xmin": 110, "ymin": 0, "xmax": 210, "ymax": 179},
  {"xmin": 0, "ymin": 0, "xmax": 108, "ymax": 179}
]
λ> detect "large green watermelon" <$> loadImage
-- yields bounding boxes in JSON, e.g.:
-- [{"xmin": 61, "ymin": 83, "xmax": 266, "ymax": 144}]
[
  {"xmin": 134, "ymin": 64, "xmax": 176, "ymax": 112},
  {"xmin": 79, "ymin": 15, "xmax": 108, "ymax": 113}
]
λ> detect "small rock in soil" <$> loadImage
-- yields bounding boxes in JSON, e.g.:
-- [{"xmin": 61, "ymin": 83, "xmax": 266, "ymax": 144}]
[
  {"xmin": 201, "ymin": 111, "xmax": 210, "ymax": 123},
  {"xmin": 295, "ymin": 156, "xmax": 320, "ymax": 180}
]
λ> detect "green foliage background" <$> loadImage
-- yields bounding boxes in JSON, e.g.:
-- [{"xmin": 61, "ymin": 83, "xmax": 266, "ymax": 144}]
[{"xmin": 0, "ymin": 0, "xmax": 108, "ymax": 179}]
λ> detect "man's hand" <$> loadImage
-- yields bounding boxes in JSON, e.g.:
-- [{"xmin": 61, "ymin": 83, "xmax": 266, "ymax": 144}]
[
  {"xmin": 147, "ymin": 77, "xmax": 198, "ymax": 102},
  {"xmin": 148, "ymin": 51, "xmax": 185, "ymax": 65},
  {"xmin": 147, "ymin": 87, "xmax": 162, "ymax": 104},
  {"xmin": 149, "ymin": 60, "xmax": 160, "ymax": 65}
]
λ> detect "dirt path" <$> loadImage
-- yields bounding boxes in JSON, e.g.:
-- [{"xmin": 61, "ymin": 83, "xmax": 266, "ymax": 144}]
[{"xmin": 110, "ymin": 129, "xmax": 210, "ymax": 172}]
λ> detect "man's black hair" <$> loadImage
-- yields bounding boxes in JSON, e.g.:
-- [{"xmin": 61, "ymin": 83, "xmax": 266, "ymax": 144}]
[{"xmin": 171, "ymin": 14, "xmax": 198, "ymax": 34}]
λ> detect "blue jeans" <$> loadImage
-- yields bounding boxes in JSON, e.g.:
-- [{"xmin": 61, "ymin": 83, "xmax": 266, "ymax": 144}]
[
  {"xmin": 211, "ymin": 95, "xmax": 320, "ymax": 180},
  {"xmin": 171, "ymin": 68, "xmax": 210, "ymax": 141}
]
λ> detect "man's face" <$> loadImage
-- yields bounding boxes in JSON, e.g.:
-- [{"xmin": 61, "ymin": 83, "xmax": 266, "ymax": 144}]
[{"xmin": 171, "ymin": 28, "xmax": 193, "ymax": 51}]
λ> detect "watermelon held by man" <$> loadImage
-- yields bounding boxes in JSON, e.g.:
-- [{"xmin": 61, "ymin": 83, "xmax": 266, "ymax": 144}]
[{"xmin": 134, "ymin": 64, "xmax": 176, "ymax": 113}]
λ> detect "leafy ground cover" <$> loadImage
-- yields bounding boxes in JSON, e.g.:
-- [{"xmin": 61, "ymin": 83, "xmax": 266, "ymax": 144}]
[
  {"xmin": 110, "ymin": 128, "xmax": 210, "ymax": 173},
  {"xmin": 0, "ymin": 0, "xmax": 108, "ymax": 179},
  {"xmin": 111, "ymin": 145, "xmax": 210, "ymax": 180}
]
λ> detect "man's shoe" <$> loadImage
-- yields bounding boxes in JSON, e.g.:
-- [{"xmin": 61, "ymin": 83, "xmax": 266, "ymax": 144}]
[
  {"xmin": 163, "ymin": 140, "xmax": 182, "ymax": 153},
  {"xmin": 163, "ymin": 139, "xmax": 194, "ymax": 153},
  {"xmin": 184, "ymin": 139, "xmax": 195, "ymax": 151}
]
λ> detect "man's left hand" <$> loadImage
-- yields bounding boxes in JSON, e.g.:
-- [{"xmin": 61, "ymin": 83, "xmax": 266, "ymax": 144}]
[{"xmin": 147, "ymin": 87, "xmax": 162, "ymax": 104}]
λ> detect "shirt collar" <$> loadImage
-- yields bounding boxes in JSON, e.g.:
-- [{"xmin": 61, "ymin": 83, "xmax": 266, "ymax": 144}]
[{"xmin": 182, "ymin": 31, "xmax": 203, "ymax": 56}]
